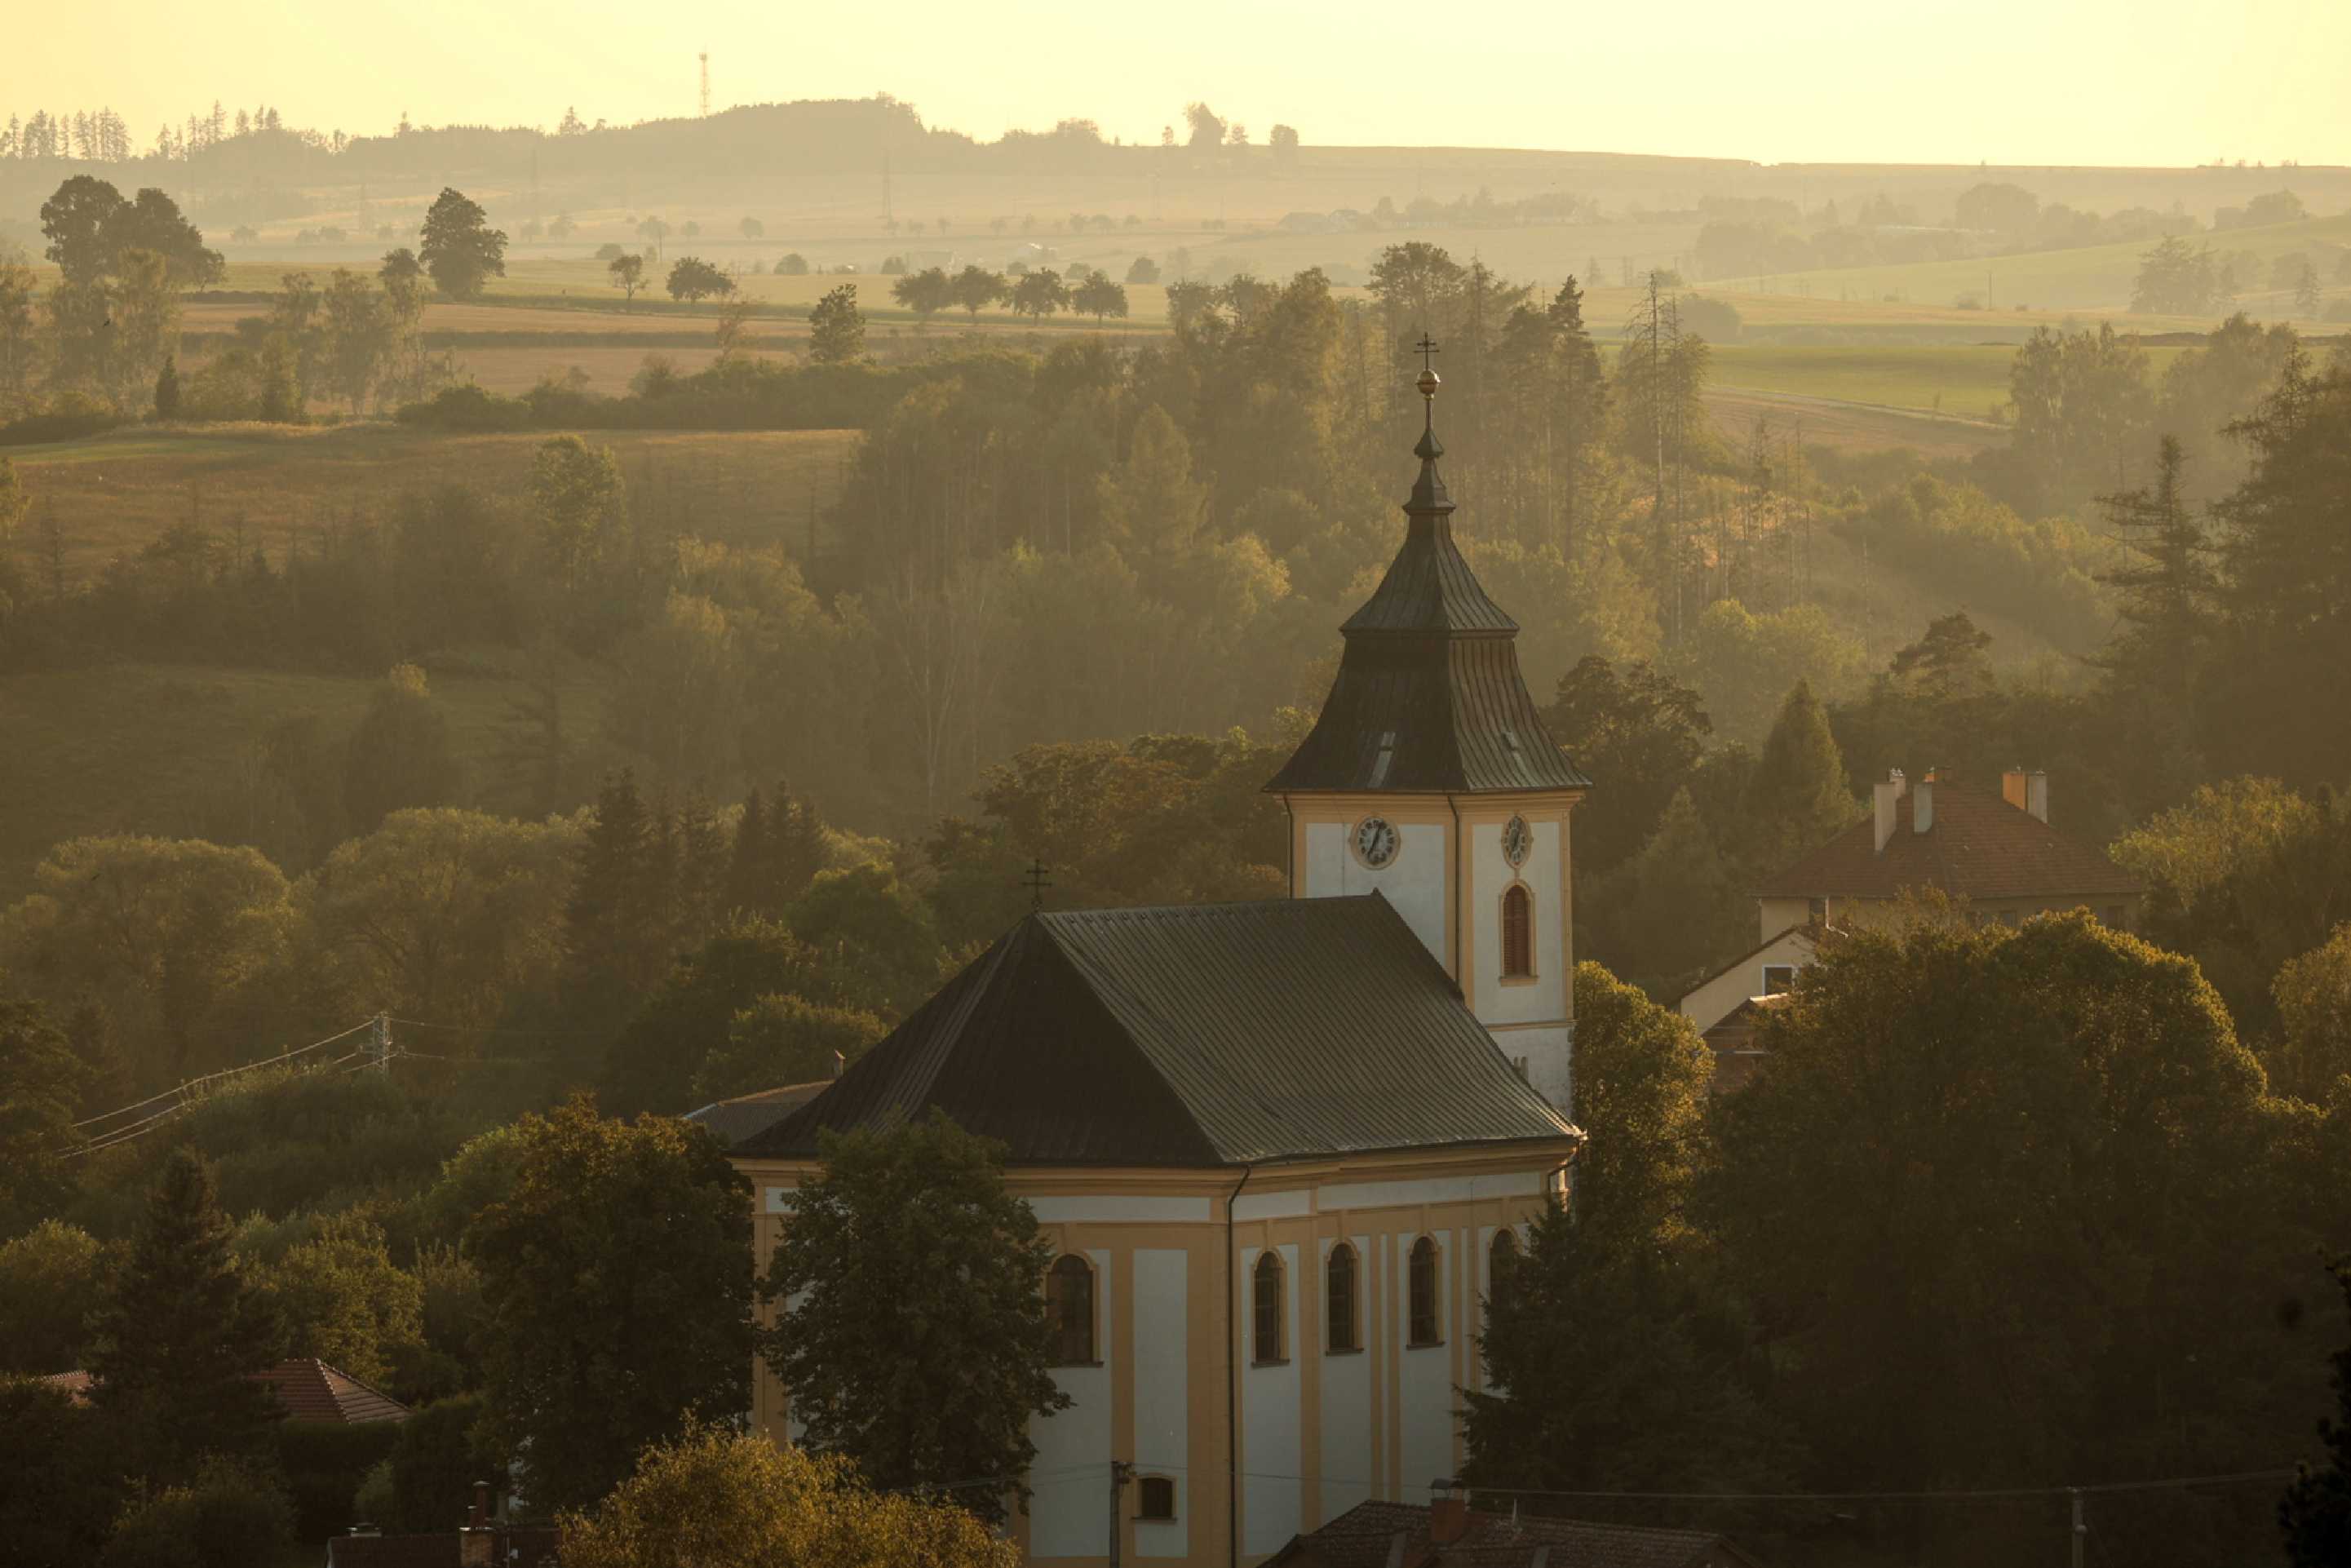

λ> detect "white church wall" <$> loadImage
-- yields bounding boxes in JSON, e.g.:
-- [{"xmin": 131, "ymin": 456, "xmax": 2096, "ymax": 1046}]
[
  {"xmin": 1029, "ymin": 1248, "xmax": 1114, "ymax": 1560},
  {"xmin": 1133, "ymin": 1247, "xmax": 1190, "ymax": 1560},
  {"xmin": 1394, "ymin": 1229, "xmax": 1454, "ymax": 1504},
  {"xmin": 1240, "ymin": 1242, "xmax": 1303, "ymax": 1557},
  {"xmin": 1301, "ymin": 820, "xmax": 1448, "ymax": 965},
  {"xmin": 1468, "ymin": 818, "xmax": 1565, "ymax": 1026},
  {"xmin": 1317, "ymin": 1234, "xmax": 1375, "ymax": 1524}
]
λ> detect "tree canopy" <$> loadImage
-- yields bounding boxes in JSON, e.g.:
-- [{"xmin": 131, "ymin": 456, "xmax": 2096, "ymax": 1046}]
[{"xmin": 760, "ymin": 1110, "xmax": 1068, "ymax": 1523}]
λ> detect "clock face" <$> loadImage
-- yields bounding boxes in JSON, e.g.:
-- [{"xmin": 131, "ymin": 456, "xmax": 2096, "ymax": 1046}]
[
  {"xmin": 1503, "ymin": 814, "xmax": 1532, "ymax": 868},
  {"xmin": 1354, "ymin": 816, "xmax": 1400, "ymax": 869}
]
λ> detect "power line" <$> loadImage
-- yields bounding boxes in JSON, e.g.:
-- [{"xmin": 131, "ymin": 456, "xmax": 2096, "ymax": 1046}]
[{"xmin": 71, "ymin": 1020, "xmax": 374, "ymax": 1128}]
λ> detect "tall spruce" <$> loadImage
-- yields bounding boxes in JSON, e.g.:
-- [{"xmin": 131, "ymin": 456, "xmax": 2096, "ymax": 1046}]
[
  {"xmin": 88, "ymin": 1146, "xmax": 283, "ymax": 1479},
  {"xmin": 564, "ymin": 771, "xmax": 674, "ymax": 1027},
  {"xmin": 1743, "ymin": 680, "xmax": 1858, "ymax": 873},
  {"xmin": 0, "ymin": 985, "xmax": 87, "ymax": 1232},
  {"xmin": 2096, "ymin": 434, "xmax": 2213, "ymax": 707}
]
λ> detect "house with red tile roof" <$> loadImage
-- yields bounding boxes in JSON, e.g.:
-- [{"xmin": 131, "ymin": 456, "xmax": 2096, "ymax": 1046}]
[
  {"xmin": 43, "ymin": 1357, "xmax": 409, "ymax": 1425},
  {"xmin": 1680, "ymin": 768, "xmax": 2144, "ymax": 1040}
]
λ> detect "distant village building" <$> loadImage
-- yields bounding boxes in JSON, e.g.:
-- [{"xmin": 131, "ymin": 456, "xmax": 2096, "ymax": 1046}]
[
  {"xmin": 727, "ymin": 357, "xmax": 1591, "ymax": 1566},
  {"xmin": 1680, "ymin": 766, "xmax": 2147, "ymax": 1085}
]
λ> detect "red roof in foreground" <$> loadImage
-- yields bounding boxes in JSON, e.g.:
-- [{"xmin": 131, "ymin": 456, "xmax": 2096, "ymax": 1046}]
[
  {"xmin": 256, "ymin": 1358, "xmax": 411, "ymax": 1424},
  {"xmin": 1272, "ymin": 1499, "xmax": 1764, "ymax": 1568},
  {"xmin": 1756, "ymin": 782, "xmax": 2142, "ymax": 903}
]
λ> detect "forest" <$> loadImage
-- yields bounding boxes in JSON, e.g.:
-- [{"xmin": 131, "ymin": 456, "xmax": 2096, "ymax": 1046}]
[{"xmin": 2, "ymin": 129, "xmax": 2350, "ymax": 1568}]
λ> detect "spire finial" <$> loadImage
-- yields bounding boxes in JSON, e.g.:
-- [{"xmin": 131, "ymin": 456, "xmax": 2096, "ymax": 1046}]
[
  {"xmin": 1414, "ymin": 334, "xmax": 1441, "ymax": 404},
  {"xmin": 1410, "ymin": 332, "xmax": 1446, "ymax": 472}
]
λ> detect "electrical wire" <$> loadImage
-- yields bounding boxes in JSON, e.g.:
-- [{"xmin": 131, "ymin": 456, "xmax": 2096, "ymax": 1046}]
[{"xmin": 70, "ymin": 1019, "xmax": 375, "ymax": 1128}]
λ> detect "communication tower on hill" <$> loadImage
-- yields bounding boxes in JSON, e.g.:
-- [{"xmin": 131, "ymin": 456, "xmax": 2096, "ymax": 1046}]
[{"xmin": 698, "ymin": 52, "xmax": 711, "ymax": 117}]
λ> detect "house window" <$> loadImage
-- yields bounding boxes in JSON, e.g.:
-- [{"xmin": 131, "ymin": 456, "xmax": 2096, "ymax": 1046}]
[
  {"xmin": 1047, "ymin": 1254, "xmax": 1095, "ymax": 1365},
  {"xmin": 1408, "ymin": 1236, "xmax": 1441, "ymax": 1347},
  {"xmin": 1488, "ymin": 1228, "xmax": 1520, "ymax": 1313},
  {"xmin": 1760, "ymin": 963, "xmax": 1795, "ymax": 995},
  {"xmin": 1252, "ymin": 1251, "xmax": 1285, "ymax": 1363},
  {"xmin": 2103, "ymin": 906, "xmax": 2125, "ymax": 929},
  {"xmin": 1501, "ymin": 884, "xmax": 1534, "ymax": 978},
  {"xmin": 1136, "ymin": 1476, "xmax": 1176, "ymax": 1521},
  {"xmin": 1807, "ymin": 897, "xmax": 1828, "ymax": 925},
  {"xmin": 1326, "ymin": 1242, "xmax": 1360, "ymax": 1353}
]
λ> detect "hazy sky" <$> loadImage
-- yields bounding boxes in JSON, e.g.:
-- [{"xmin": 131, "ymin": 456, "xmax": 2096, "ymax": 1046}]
[{"xmin": 19, "ymin": 0, "xmax": 2350, "ymax": 168}]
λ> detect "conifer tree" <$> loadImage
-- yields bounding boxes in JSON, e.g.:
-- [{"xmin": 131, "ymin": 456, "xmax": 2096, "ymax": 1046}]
[
  {"xmin": 89, "ymin": 1146, "xmax": 283, "ymax": 1479},
  {"xmin": 152, "ymin": 352, "xmax": 179, "ymax": 419},
  {"xmin": 2096, "ymin": 435, "xmax": 2213, "ymax": 708},
  {"xmin": 724, "ymin": 786, "xmax": 768, "ymax": 915},
  {"xmin": 563, "ymin": 771, "xmax": 672, "ymax": 1026},
  {"xmin": 1743, "ymin": 679, "xmax": 1858, "ymax": 873}
]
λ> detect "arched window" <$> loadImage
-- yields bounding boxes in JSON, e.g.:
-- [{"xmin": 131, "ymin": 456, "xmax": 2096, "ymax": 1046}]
[
  {"xmin": 1136, "ymin": 1475, "xmax": 1176, "ymax": 1521},
  {"xmin": 1047, "ymin": 1254, "xmax": 1095, "ymax": 1365},
  {"xmin": 1326, "ymin": 1242, "xmax": 1360, "ymax": 1353},
  {"xmin": 1502, "ymin": 884, "xmax": 1534, "ymax": 978},
  {"xmin": 1252, "ymin": 1251, "xmax": 1286, "ymax": 1363},
  {"xmin": 1408, "ymin": 1236, "xmax": 1441, "ymax": 1347},
  {"xmin": 1488, "ymin": 1228, "xmax": 1520, "ymax": 1313}
]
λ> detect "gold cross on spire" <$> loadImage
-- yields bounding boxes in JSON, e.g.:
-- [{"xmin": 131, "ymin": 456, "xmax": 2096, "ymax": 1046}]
[{"xmin": 1414, "ymin": 334, "xmax": 1440, "ymax": 374}]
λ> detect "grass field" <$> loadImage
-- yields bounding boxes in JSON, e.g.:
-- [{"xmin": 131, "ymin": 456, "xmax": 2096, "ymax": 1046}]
[
  {"xmin": 7, "ymin": 423, "xmax": 862, "ymax": 588},
  {"xmin": 1709, "ymin": 212, "xmax": 2351, "ymax": 317},
  {"xmin": 0, "ymin": 661, "xmax": 613, "ymax": 902},
  {"xmin": 1704, "ymin": 343, "xmax": 2189, "ymax": 421}
]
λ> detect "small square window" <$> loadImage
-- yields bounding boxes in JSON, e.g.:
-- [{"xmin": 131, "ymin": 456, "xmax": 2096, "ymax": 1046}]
[
  {"xmin": 1136, "ymin": 1476, "xmax": 1176, "ymax": 1521},
  {"xmin": 2103, "ymin": 906, "xmax": 2125, "ymax": 928},
  {"xmin": 1760, "ymin": 963, "xmax": 1795, "ymax": 995}
]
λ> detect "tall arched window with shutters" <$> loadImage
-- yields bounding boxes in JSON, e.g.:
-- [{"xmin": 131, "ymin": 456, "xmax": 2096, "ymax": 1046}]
[
  {"xmin": 1326, "ymin": 1242, "xmax": 1360, "ymax": 1353},
  {"xmin": 1408, "ymin": 1235, "xmax": 1441, "ymax": 1346},
  {"xmin": 1047, "ymin": 1253, "xmax": 1095, "ymax": 1365},
  {"xmin": 1501, "ymin": 884, "xmax": 1534, "ymax": 978},
  {"xmin": 1252, "ymin": 1251, "xmax": 1286, "ymax": 1363}
]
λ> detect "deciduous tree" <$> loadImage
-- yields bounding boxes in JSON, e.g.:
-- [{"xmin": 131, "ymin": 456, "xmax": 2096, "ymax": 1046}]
[
  {"xmin": 807, "ymin": 282, "xmax": 864, "ymax": 364},
  {"xmin": 665, "ymin": 255, "xmax": 733, "ymax": 303},
  {"xmin": 418, "ymin": 188, "xmax": 507, "ymax": 302},
  {"xmin": 761, "ymin": 1111, "xmax": 1069, "ymax": 1522},
  {"xmin": 468, "ymin": 1096, "xmax": 750, "ymax": 1513},
  {"xmin": 557, "ymin": 1423, "xmax": 1016, "ymax": 1568}
]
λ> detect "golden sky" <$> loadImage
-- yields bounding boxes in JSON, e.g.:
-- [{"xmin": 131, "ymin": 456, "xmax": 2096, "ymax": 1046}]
[{"xmin": 17, "ymin": 0, "xmax": 2351, "ymax": 168}]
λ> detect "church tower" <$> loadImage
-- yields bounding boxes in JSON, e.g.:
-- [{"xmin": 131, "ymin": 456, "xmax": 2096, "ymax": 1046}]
[{"xmin": 1264, "ymin": 345, "xmax": 1590, "ymax": 1111}]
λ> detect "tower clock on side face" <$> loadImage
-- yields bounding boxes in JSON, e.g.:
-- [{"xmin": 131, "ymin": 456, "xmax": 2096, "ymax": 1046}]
[
  {"xmin": 1502, "ymin": 814, "xmax": 1532, "ymax": 868},
  {"xmin": 1354, "ymin": 816, "xmax": 1400, "ymax": 868}
]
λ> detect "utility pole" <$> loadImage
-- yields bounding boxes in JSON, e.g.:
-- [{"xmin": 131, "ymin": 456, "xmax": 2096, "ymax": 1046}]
[
  {"xmin": 698, "ymin": 52, "xmax": 711, "ymax": 118},
  {"xmin": 2069, "ymin": 1488, "xmax": 2085, "ymax": 1568},
  {"xmin": 1108, "ymin": 1460, "xmax": 1133, "ymax": 1568},
  {"xmin": 370, "ymin": 1012, "xmax": 392, "ymax": 1074}
]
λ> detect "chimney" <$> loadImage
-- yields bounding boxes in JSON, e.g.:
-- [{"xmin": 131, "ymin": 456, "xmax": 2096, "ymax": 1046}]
[
  {"xmin": 2002, "ymin": 768, "xmax": 2028, "ymax": 812},
  {"xmin": 1872, "ymin": 768, "xmax": 1906, "ymax": 853},
  {"xmin": 458, "ymin": 1480, "xmax": 495, "ymax": 1568},
  {"xmin": 2026, "ymin": 769, "xmax": 2048, "ymax": 824},
  {"xmin": 1913, "ymin": 774, "xmax": 1935, "ymax": 835},
  {"xmin": 1430, "ymin": 1497, "xmax": 1471, "ymax": 1546},
  {"xmin": 830, "ymin": 1049, "xmax": 846, "ymax": 1080}
]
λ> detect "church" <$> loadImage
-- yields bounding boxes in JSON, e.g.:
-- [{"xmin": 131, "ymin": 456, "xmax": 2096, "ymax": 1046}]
[{"xmin": 727, "ymin": 358, "xmax": 1590, "ymax": 1566}]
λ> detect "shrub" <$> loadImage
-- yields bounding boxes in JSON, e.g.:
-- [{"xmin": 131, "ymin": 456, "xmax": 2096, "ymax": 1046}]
[
  {"xmin": 100, "ymin": 1459, "xmax": 293, "ymax": 1568},
  {"xmin": 279, "ymin": 1419, "xmax": 403, "ymax": 1542}
]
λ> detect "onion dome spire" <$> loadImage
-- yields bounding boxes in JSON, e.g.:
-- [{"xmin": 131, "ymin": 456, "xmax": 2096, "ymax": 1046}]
[{"xmin": 1409, "ymin": 334, "xmax": 1450, "ymax": 514}]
